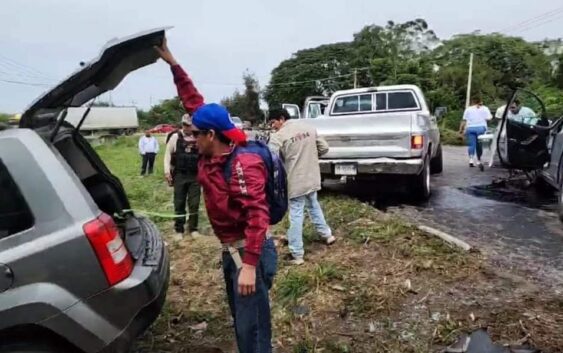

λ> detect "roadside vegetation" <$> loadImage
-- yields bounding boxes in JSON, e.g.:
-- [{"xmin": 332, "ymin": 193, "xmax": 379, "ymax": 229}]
[
  {"xmin": 137, "ymin": 20, "xmax": 563, "ymax": 145},
  {"xmin": 96, "ymin": 137, "xmax": 563, "ymax": 352}
]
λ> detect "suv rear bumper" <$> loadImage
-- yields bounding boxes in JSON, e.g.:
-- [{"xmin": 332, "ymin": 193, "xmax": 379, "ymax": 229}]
[
  {"xmin": 320, "ymin": 158, "xmax": 424, "ymax": 176},
  {"xmin": 41, "ymin": 224, "xmax": 170, "ymax": 353}
]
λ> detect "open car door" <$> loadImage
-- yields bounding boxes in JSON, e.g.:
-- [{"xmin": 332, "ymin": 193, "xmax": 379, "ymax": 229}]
[
  {"xmin": 282, "ymin": 103, "xmax": 301, "ymax": 119},
  {"xmin": 497, "ymin": 89, "xmax": 551, "ymax": 171}
]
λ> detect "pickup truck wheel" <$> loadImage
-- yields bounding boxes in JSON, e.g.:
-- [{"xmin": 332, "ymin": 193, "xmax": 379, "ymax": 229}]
[
  {"xmin": 412, "ymin": 155, "xmax": 431, "ymax": 201},
  {"xmin": 430, "ymin": 144, "xmax": 443, "ymax": 174}
]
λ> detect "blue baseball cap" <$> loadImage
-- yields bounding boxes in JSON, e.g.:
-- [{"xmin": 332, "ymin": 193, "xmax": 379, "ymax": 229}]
[{"xmin": 192, "ymin": 103, "xmax": 247, "ymax": 144}]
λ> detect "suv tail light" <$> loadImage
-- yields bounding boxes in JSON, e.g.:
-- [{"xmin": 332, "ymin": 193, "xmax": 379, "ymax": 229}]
[
  {"xmin": 83, "ymin": 213, "xmax": 133, "ymax": 286},
  {"xmin": 411, "ymin": 135, "xmax": 424, "ymax": 150}
]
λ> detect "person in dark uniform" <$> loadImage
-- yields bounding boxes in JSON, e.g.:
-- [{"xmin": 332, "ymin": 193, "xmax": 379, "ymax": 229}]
[{"xmin": 164, "ymin": 114, "xmax": 201, "ymax": 240}]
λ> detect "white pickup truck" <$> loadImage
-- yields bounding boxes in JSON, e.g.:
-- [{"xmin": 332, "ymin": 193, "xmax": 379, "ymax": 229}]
[{"xmin": 283, "ymin": 85, "xmax": 443, "ymax": 200}]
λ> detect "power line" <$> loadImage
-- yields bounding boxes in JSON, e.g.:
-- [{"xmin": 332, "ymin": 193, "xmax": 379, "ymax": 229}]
[
  {"xmin": 0, "ymin": 78, "xmax": 52, "ymax": 87},
  {"xmin": 496, "ymin": 6, "xmax": 563, "ymax": 34},
  {"xmin": 267, "ymin": 67, "xmax": 371, "ymax": 87},
  {"xmin": 0, "ymin": 55, "xmax": 55, "ymax": 80},
  {"xmin": 515, "ymin": 12, "xmax": 563, "ymax": 34}
]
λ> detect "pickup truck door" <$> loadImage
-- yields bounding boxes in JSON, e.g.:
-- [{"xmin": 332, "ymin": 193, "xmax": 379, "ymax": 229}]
[
  {"xmin": 282, "ymin": 104, "xmax": 301, "ymax": 119},
  {"xmin": 498, "ymin": 90, "xmax": 551, "ymax": 171}
]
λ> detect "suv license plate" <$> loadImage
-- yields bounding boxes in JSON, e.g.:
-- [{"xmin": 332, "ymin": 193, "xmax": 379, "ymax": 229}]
[{"xmin": 335, "ymin": 164, "xmax": 357, "ymax": 175}]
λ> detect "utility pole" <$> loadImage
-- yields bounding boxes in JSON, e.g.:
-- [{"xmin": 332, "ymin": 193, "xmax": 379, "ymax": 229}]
[
  {"xmin": 353, "ymin": 68, "xmax": 358, "ymax": 89},
  {"xmin": 465, "ymin": 53, "xmax": 474, "ymax": 108}
]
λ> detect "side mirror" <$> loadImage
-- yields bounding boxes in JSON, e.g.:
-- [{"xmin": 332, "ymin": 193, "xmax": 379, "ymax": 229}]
[{"xmin": 434, "ymin": 107, "xmax": 447, "ymax": 120}]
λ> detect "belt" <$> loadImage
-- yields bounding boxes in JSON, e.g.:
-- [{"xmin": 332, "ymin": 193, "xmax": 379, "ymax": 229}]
[
  {"xmin": 222, "ymin": 234, "xmax": 272, "ymax": 270},
  {"xmin": 221, "ymin": 233, "xmax": 272, "ymax": 251}
]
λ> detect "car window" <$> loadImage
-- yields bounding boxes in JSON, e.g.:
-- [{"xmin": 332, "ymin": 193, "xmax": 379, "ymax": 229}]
[
  {"xmin": 376, "ymin": 93, "xmax": 387, "ymax": 111},
  {"xmin": 0, "ymin": 159, "xmax": 33, "ymax": 238},
  {"xmin": 388, "ymin": 92, "xmax": 418, "ymax": 110},
  {"xmin": 333, "ymin": 94, "xmax": 373, "ymax": 114},
  {"xmin": 308, "ymin": 103, "xmax": 323, "ymax": 119},
  {"xmin": 359, "ymin": 94, "xmax": 373, "ymax": 111}
]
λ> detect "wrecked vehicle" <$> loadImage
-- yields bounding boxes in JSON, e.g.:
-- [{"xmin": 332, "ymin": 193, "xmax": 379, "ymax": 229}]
[
  {"xmin": 0, "ymin": 28, "xmax": 170, "ymax": 352},
  {"xmin": 497, "ymin": 89, "xmax": 563, "ymax": 220},
  {"xmin": 283, "ymin": 86, "xmax": 444, "ymax": 201}
]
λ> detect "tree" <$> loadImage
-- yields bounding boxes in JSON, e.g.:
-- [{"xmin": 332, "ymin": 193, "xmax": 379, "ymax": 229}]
[
  {"xmin": 221, "ymin": 71, "xmax": 264, "ymax": 124},
  {"xmin": 264, "ymin": 42, "xmax": 355, "ymax": 108},
  {"xmin": 265, "ymin": 19, "xmax": 439, "ymax": 108},
  {"xmin": 353, "ymin": 19, "xmax": 439, "ymax": 86},
  {"xmin": 138, "ymin": 97, "xmax": 184, "ymax": 128}
]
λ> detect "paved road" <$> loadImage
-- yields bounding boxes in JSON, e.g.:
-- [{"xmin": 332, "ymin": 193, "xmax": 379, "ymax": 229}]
[{"xmin": 325, "ymin": 146, "xmax": 563, "ymax": 291}]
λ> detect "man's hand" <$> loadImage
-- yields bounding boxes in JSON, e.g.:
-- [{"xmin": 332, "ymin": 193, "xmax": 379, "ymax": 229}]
[
  {"xmin": 238, "ymin": 264, "xmax": 256, "ymax": 296},
  {"xmin": 154, "ymin": 38, "xmax": 178, "ymax": 66},
  {"xmin": 165, "ymin": 173, "xmax": 173, "ymax": 186}
]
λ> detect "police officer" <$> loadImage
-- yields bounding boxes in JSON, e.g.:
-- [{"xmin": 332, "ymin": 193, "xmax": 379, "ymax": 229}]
[{"xmin": 164, "ymin": 114, "xmax": 201, "ymax": 240}]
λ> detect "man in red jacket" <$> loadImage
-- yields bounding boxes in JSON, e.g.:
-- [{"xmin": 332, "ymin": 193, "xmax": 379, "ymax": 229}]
[{"xmin": 155, "ymin": 40, "xmax": 277, "ymax": 353}]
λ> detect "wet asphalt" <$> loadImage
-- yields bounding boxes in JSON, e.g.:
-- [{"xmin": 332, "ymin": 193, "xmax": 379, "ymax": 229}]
[{"xmin": 323, "ymin": 146, "xmax": 563, "ymax": 291}]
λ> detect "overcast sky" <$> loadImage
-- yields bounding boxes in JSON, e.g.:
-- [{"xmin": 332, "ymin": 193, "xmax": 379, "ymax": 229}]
[{"xmin": 1, "ymin": 0, "xmax": 562, "ymax": 113}]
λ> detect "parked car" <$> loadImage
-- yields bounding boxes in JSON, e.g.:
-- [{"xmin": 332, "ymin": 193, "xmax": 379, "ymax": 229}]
[
  {"xmin": 231, "ymin": 116, "xmax": 243, "ymax": 129},
  {"xmin": 0, "ymin": 28, "xmax": 170, "ymax": 353},
  {"xmin": 283, "ymin": 85, "xmax": 443, "ymax": 200},
  {"xmin": 496, "ymin": 89, "xmax": 563, "ymax": 219},
  {"xmin": 148, "ymin": 123, "xmax": 177, "ymax": 134}
]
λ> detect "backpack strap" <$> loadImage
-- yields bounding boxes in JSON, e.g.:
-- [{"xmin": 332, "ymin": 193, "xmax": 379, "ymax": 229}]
[{"xmin": 222, "ymin": 147, "xmax": 239, "ymax": 183}]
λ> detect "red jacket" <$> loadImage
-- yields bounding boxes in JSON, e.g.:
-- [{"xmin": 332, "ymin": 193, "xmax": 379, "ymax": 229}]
[{"xmin": 171, "ymin": 65, "xmax": 270, "ymax": 266}]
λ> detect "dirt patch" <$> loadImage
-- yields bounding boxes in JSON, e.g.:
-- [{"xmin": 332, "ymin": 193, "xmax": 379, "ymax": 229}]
[{"xmin": 133, "ymin": 197, "xmax": 562, "ymax": 353}]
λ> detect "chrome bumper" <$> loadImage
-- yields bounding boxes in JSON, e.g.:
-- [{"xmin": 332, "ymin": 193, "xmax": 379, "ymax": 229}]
[{"xmin": 320, "ymin": 158, "xmax": 424, "ymax": 176}]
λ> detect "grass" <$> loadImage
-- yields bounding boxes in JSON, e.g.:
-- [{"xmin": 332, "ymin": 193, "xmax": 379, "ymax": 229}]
[
  {"xmin": 440, "ymin": 127, "xmax": 465, "ymax": 146},
  {"xmin": 93, "ymin": 136, "xmax": 563, "ymax": 353}
]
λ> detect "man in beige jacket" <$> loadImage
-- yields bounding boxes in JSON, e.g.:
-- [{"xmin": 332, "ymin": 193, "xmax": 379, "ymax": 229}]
[{"xmin": 268, "ymin": 109, "xmax": 335, "ymax": 265}]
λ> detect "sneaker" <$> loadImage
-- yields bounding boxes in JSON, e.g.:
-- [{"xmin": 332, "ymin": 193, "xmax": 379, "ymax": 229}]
[
  {"xmin": 469, "ymin": 157, "xmax": 475, "ymax": 167},
  {"xmin": 190, "ymin": 231, "xmax": 202, "ymax": 239},
  {"xmin": 478, "ymin": 162, "xmax": 484, "ymax": 172},
  {"xmin": 289, "ymin": 257, "xmax": 305, "ymax": 266},
  {"xmin": 326, "ymin": 236, "xmax": 337, "ymax": 245},
  {"xmin": 172, "ymin": 233, "xmax": 183, "ymax": 242}
]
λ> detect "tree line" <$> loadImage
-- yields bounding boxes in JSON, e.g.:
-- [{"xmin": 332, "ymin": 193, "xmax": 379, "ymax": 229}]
[{"xmin": 138, "ymin": 18, "xmax": 562, "ymax": 131}]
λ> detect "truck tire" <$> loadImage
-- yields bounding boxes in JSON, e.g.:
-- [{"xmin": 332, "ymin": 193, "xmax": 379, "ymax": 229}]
[
  {"xmin": 430, "ymin": 144, "xmax": 443, "ymax": 174},
  {"xmin": 412, "ymin": 155, "xmax": 431, "ymax": 201}
]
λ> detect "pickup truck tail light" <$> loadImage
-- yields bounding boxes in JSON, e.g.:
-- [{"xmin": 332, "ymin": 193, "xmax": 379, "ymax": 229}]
[
  {"xmin": 411, "ymin": 135, "xmax": 424, "ymax": 150},
  {"xmin": 84, "ymin": 213, "xmax": 133, "ymax": 286}
]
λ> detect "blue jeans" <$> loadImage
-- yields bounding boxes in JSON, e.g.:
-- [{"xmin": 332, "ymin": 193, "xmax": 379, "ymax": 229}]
[
  {"xmin": 465, "ymin": 126, "xmax": 487, "ymax": 159},
  {"xmin": 288, "ymin": 191, "xmax": 332, "ymax": 258},
  {"xmin": 222, "ymin": 237, "xmax": 277, "ymax": 353}
]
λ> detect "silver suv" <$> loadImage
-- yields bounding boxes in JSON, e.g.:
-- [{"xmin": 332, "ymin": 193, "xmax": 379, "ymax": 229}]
[{"xmin": 0, "ymin": 29, "xmax": 170, "ymax": 353}]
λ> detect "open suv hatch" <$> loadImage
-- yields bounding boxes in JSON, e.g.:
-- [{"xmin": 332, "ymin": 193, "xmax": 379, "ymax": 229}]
[{"xmin": 0, "ymin": 28, "xmax": 170, "ymax": 353}]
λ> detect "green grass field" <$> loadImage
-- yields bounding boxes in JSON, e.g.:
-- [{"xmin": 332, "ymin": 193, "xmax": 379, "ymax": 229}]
[{"xmin": 96, "ymin": 136, "xmax": 561, "ymax": 353}]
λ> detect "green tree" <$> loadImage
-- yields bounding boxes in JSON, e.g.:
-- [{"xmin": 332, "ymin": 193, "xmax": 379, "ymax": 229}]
[
  {"xmin": 138, "ymin": 97, "xmax": 184, "ymax": 128},
  {"xmin": 221, "ymin": 71, "xmax": 264, "ymax": 124},
  {"xmin": 264, "ymin": 42, "xmax": 355, "ymax": 108}
]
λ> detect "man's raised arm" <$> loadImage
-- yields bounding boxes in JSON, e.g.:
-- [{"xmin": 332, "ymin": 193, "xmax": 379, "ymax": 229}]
[{"xmin": 154, "ymin": 38, "xmax": 204, "ymax": 114}]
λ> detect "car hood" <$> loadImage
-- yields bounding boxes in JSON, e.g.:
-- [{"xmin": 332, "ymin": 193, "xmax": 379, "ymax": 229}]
[{"xmin": 20, "ymin": 27, "xmax": 170, "ymax": 128}]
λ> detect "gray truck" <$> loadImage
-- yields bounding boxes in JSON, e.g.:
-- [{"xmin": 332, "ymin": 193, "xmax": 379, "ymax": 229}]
[
  {"xmin": 283, "ymin": 85, "xmax": 443, "ymax": 200},
  {"xmin": 0, "ymin": 28, "xmax": 170, "ymax": 352}
]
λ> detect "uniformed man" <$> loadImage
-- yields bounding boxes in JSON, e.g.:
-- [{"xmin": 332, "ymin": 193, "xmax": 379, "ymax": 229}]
[{"xmin": 164, "ymin": 114, "xmax": 201, "ymax": 240}]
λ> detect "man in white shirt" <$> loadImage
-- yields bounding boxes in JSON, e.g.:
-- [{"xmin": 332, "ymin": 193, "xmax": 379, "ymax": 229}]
[
  {"xmin": 138, "ymin": 131, "xmax": 159, "ymax": 175},
  {"xmin": 458, "ymin": 97, "xmax": 492, "ymax": 169},
  {"xmin": 508, "ymin": 99, "xmax": 538, "ymax": 125}
]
